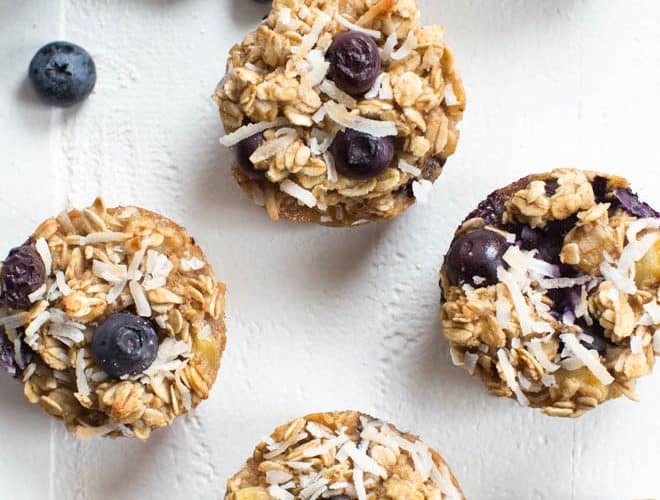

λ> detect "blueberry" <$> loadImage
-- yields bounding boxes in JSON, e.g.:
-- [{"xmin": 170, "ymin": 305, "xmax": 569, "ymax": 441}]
[
  {"xmin": 0, "ymin": 327, "xmax": 18, "ymax": 377},
  {"xmin": 591, "ymin": 176, "xmax": 609, "ymax": 203},
  {"xmin": 547, "ymin": 285, "xmax": 581, "ymax": 319},
  {"xmin": 330, "ymin": 129, "xmax": 394, "ymax": 180},
  {"xmin": 1, "ymin": 245, "xmax": 46, "ymax": 310},
  {"xmin": 464, "ymin": 191, "xmax": 509, "ymax": 227},
  {"xmin": 576, "ymin": 320, "xmax": 610, "ymax": 355},
  {"xmin": 445, "ymin": 229, "xmax": 510, "ymax": 287},
  {"xmin": 327, "ymin": 32, "xmax": 381, "ymax": 96},
  {"xmin": 28, "ymin": 41, "xmax": 96, "ymax": 107},
  {"xmin": 91, "ymin": 312, "xmax": 159, "ymax": 377},
  {"xmin": 514, "ymin": 216, "xmax": 577, "ymax": 266},
  {"xmin": 613, "ymin": 187, "xmax": 659, "ymax": 219},
  {"xmin": 236, "ymin": 133, "xmax": 266, "ymax": 180}
]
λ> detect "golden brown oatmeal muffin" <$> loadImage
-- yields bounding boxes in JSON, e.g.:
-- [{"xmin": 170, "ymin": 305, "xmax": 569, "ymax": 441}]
[
  {"xmin": 439, "ymin": 168, "xmax": 660, "ymax": 417},
  {"xmin": 0, "ymin": 198, "xmax": 227, "ymax": 439},
  {"xmin": 215, "ymin": 0, "xmax": 465, "ymax": 226},
  {"xmin": 225, "ymin": 410, "xmax": 463, "ymax": 499}
]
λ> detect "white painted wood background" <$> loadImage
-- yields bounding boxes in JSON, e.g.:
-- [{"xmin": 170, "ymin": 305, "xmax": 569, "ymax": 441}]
[{"xmin": 1, "ymin": 1, "xmax": 659, "ymax": 498}]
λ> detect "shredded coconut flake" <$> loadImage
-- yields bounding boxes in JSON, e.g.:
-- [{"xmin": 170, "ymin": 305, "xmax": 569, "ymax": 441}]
[
  {"xmin": 380, "ymin": 33, "xmax": 398, "ymax": 60},
  {"xmin": 391, "ymin": 31, "xmax": 418, "ymax": 61},
  {"xmin": 127, "ymin": 237, "xmax": 149, "ymax": 281},
  {"xmin": 280, "ymin": 180, "xmax": 317, "ymax": 208},
  {"xmin": 75, "ymin": 349, "xmax": 90, "ymax": 397},
  {"xmin": 411, "ymin": 179, "xmax": 433, "ymax": 204},
  {"xmin": 464, "ymin": 351, "xmax": 479, "ymax": 375},
  {"xmin": 129, "ymin": 281, "xmax": 151, "ymax": 317},
  {"xmin": 630, "ymin": 333, "xmax": 644, "ymax": 354},
  {"xmin": 81, "ymin": 232, "xmax": 130, "ymax": 245},
  {"xmin": 528, "ymin": 340, "xmax": 560, "ymax": 372},
  {"xmin": 268, "ymin": 485, "xmax": 294, "ymax": 500},
  {"xmin": 342, "ymin": 440, "xmax": 387, "ymax": 478},
  {"xmin": 28, "ymin": 284, "xmax": 47, "ymax": 303},
  {"xmin": 495, "ymin": 289, "xmax": 511, "ymax": 329},
  {"xmin": 498, "ymin": 267, "xmax": 533, "ymax": 335},
  {"xmin": 323, "ymin": 101, "xmax": 397, "ymax": 137},
  {"xmin": 93, "ymin": 260, "xmax": 128, "ymax": 284},
  {"xmin": 539, "ymin": 274, "xmax": 592, "ymax": 289},
  {"xmin": 250, "ymin": 132, "xmax": 298, "ymax": 164},
  {"xmin": 541, "ymin": 374, "xmax": 556, "ymax": 387},
  {"xmin": 54, "ymin": 271, "xmax": 72, "ymax": 296},
  {"xmin": 311, "ymin": 106, "xmax": 326, "ymax": 124},
  {"xmin": 643, "ymin": 301, "xmax": 660, "ymax": 324},
  {"xmin": 398, "ymin": 159, "xmax": 421, "ymax": 177},
  {"xmin": 322, "ymin": 151, "xmax": 338, "ymax": 183},
  {"xmin": 560, "ymin": 333, "xmax": 614, "ymax": 385},
  {"xmin": 497, "ymin": 348, "xmax": 529, "ymax": 406},
  {"xmin": 25, "ymin": 310, "xmax": 50, "ymax": 347},
  {"xmin": 364, "ymin": 72, "xmax": 386, "ymax": 99},
  {"xmin": 306, "ymin": 49, "xmax": 330, "ymax": 86},
  {"xmin": 320, "ymin": 79, "xmax": 357, "ymax": 108},
  {"xmin": 296, "ymin": 10, "xmax": 331, "ymax": 56},
  {"xmin": 35, "ymin": 238, "xmax": 52, "ymax": 276},
  {"xmin": 653, "ymin": 329, "xmax": 660, "ymax": 354},
  {"xmin": 335, "ymin": 14, "xmax": 381, "ymax": 39},
  {"xmin": 0, "ymin": 312, "xmax": 27, "ymax": 330},
  {"xmin": 219, "ymin": 117, "xmax": 288, "ymax": 147},
  {"xmin": 444, "ymin": 83, "xmax": 458, "ymax": 106},
  {"xmin": 180, "ymin": 257, "xmax": 205, "ymax": 272}
]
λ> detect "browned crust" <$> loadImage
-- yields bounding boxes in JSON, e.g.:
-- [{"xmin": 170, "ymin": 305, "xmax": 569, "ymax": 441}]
[{"xmin": 232, "ymin": 155, "xmax": 446, "ymax": 227}]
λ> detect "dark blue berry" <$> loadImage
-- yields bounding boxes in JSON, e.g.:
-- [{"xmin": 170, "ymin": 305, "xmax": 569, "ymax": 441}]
[
  {"xmin": 1, "ymin": 245, "xmax": 46, "ymax": 310},
  {"xmin": 445, "ymin": 229, "xmax": 510, "ymax": 287},
  {"xmin": 91, "ymin": 312, "xmax": 158, "ymax": 377},
  {"xmin": 236, "ymin": 133, "xmax": 266, "ymax": 180},
  {"xmin": 613, "ymin": 187, "xmax": 659, "ymax": 218},
  {"xmin": 327, "ymin": 32, "xmax": 381, "ymax": 96},
  {"xmin": 0, "ymin": 327, "xmax": 18, "ymax": 377},
  {"xmin": 28, "ymin": 41, "xmax": 96, "ymax": 107},
  {"xmin": 331, "ymin": 129, "xmax": 394, "ymax": 180}
]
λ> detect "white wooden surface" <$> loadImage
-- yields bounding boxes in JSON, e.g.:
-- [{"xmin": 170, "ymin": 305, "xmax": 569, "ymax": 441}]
[{"xmin": 1, "ymin": 1, "xmax": 659, "ymax": 498}]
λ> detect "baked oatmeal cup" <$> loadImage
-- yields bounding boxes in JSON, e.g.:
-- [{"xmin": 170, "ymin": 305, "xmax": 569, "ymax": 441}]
[
  {"xmin": 0, "ymin": 198, "xmax": 227, "ymax": 439},
  {"xmin": 225, "ymin": 410, "xmax": 463, "ymax": 499},
  {"xmin": 215, "ymin": 0, "xmax": 465, "ymax": 226},
  {"xmin": 439, "ymin": 168, "xmax": 660, "ymax": 417}
]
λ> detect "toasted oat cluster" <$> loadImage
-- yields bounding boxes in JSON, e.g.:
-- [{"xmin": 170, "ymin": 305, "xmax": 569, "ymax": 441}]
[
  {"xmin": 214, "ymin": 0, "xmax": 465, "ymax": 226},
  {"xmin": 439, "ymin": 168, "xmax": 660, "ymax": 417},
  {"xmin": 0, "ymin": 199, "xmax": 227, "ymax": 439},
  {"xmin": 225, "ymin": 410, "xmax": 463, "ymax": 499}
]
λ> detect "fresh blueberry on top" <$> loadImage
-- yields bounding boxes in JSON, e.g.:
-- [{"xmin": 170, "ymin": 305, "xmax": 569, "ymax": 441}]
[
  {"xmin": 0, "ymin": 245, "xmax": 46, "ymax": 310},
  {"xmin": 91, "ymin": 312, "xmax": 159, "ymax": 377},
  {"xmin": 445, "ymin": 229, "xmax": 510, "ymax": 287},
  {"xmin": 327, "ymin": 32, "xmax": 381, "ymax": 96},
  {"xmin": 330, "ymin": 128, "xmax": 394, "ymax": 180},
  {"xmin": 28, "ymin": 41, "xmax": 96, "ymax": 107},
  {"xmin": 464, "ymin": 190, "xmax": 508, "ymax": 227},
  {"xmin": 236, "ymin": 133, "xmax": 267, "ymax": 180}
]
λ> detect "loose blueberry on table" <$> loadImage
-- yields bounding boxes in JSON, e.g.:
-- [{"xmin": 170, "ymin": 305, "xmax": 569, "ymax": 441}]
[{"xmin": 28, "ymin": 41, "xmax": 96, "ymax": 107}]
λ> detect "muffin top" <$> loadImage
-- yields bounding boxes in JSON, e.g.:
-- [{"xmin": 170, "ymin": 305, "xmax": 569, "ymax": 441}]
[
  {"xmin": 225, "ymin": 410, "xmax": 463, "ymax": 499},
  {"xmin": 215, "ymin": 0, "xmax": 465, "ymax": 226},
  {"xmin": 0, "ymin": 198, "xmax": 226, "ymax": 439},
  {"xmin": 440, "ymin": 169, "xmax": 659, "ymax": 416}
]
